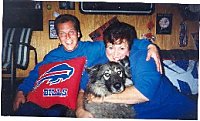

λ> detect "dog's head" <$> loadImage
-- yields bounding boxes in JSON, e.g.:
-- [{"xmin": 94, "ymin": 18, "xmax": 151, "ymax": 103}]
[{"xmin": 86, "ymin": 57, "xmax": 132, "ymax": 96}]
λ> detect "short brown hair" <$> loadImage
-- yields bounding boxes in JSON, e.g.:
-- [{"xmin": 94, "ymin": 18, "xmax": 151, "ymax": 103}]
[{"xmin": 54, "ymin": 14, "xmax": 81, "ymax": 37}]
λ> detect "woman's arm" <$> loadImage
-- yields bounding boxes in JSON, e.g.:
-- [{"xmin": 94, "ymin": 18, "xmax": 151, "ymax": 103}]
[{"xmin": 89, "ymin": 86, "xmax": 149, "ymax": 104}]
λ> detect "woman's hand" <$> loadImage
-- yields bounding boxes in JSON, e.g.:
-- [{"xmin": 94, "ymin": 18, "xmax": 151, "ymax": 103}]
[{"xmin": 146, "ymin": 44, "xmax": 163, "ymax": 74}]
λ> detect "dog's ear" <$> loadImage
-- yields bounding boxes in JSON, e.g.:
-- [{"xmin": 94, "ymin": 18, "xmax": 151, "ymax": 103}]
[
  {"xmin": 118, "ymin": 56, "xmax": 130, "ymax": 69},
  {"xmin": 85, "ymin": 64, "xmax": 101, "ymax": 74},
  {"xmin": 85, "ymin": 65, "xmax": 102, "ymax": 86},
  {"xmin": 118, "ymin": 56, "xmax": 131, "ymax": 78}
]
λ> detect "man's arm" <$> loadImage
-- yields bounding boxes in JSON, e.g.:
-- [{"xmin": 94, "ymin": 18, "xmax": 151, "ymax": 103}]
[
  {"xmin": 13, "ymin": 49, "xmax": 61, "ymax": 111},
  {"xmin": 76, "ymin": 90, "xmax": 94, "ymax": 118},
  {"xmin": 147, "ymin": 44, "xmax": 162, "ymax": 74},
  {"xmin": 13, "ymin": 61, "xmax": 46, "ymax": 112},
  {"xmin": 97, "ymin": 40, "xmax": 162, "ymax": 73},
  {"xmin": 132, "ymin": 39, "xmax": 162, "ymax": 74}
]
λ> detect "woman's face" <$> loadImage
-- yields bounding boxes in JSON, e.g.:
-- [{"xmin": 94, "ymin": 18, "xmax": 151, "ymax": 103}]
[
  {"xmin": 57, "ymin": 21, "xmax": 80, "ymax": 51},
  {"xmin": 106, "ymin": 39, "xmax": 130, "ymax": 62}
]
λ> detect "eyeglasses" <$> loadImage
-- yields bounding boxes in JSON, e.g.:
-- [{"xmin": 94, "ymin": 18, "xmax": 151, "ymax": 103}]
[{"xmin": 58, "ymin": 29, "xmax": 77, "ymax": 37}]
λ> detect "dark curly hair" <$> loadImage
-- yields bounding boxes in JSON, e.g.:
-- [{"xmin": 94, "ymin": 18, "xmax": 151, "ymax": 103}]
[{"xmin": 103, "ymin": 22, "xmax": 137, "ymax": 50}]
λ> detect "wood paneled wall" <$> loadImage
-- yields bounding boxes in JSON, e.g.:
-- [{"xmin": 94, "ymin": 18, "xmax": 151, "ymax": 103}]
[{"xmin": 17, "ymin": 2, "xmax": 199, "ymax": 77}]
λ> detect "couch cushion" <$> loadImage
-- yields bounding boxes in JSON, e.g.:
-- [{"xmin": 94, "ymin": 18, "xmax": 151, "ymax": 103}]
[{"xmin": 163, "ymin": 60, "xmax": 198, "ymax": 95}]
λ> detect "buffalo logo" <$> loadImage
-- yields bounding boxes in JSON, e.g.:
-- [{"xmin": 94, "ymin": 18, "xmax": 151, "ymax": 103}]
[{"xmin": 34, "ymin": 63, "xmax": 74, "ymax": 89}]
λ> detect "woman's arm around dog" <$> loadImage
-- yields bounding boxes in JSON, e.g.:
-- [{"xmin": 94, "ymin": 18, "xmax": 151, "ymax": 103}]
[
  {"xmin": 88, "ymin": 86, "xmax": 149, "ymax": 104},
  {"xmin": 87, "ymin": 50, "xmax": 160, "ymax": 105}
]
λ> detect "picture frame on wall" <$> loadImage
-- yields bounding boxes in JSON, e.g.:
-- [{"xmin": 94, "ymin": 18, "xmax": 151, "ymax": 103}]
[
  {"xmin": 156, "ymin": 13, "xmax": 173, "ymax": 34},
  {"xmin": 59, "ymin": 1, "xmax": 75, "ymax": 10},
  {"xmin": 49, "ymin": 20, "xmax": 58, "ymax": 39}
]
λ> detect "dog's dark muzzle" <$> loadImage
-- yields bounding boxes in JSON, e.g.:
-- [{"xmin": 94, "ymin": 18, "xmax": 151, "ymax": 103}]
[
  {"xmin": 113, "ymin": 82, "xmax": 122, "ymax": 90},
  {"xmin": 110, "ymin": 81, "xmax": 125, "ymax": 93},
  {"xmin": 104, "ymin": 73, "xmax": 126, "ymax": 93}
]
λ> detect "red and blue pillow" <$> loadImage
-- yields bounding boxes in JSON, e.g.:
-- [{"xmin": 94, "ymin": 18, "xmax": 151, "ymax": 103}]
[{"xmin": 27, "ymin": 57, "xmax": 86, "ymax": 110}]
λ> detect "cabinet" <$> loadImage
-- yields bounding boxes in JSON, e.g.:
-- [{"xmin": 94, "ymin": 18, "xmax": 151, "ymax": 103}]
[
  {"xmin": 3, "ymin": 1, "xmax": 43, "ymax": 31},
  {"xmin": 80, "ymin": 2, "xmax": 155, "ymax": 15}
]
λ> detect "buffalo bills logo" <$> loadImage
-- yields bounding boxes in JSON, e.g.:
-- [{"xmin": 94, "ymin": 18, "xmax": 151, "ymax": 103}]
[{"xmin": 34, "ymin": 63, "xmax": 74, "ymax": 89}]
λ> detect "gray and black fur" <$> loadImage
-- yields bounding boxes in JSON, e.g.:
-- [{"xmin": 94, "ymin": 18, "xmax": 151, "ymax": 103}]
[{"xmin": 84, "ymin": 57, "xmax": 135, "ymax": 118}]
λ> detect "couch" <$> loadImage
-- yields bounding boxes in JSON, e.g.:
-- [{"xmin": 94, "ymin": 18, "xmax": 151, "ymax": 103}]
[{"xmin": 161, "ymin": 49, "xmax": 198, "ymax": 97}]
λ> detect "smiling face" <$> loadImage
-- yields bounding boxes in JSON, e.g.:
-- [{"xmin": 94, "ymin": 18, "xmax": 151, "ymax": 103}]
[
  {"xmin": 106, "ymin": 39, "xmax": 130, "ymax": 62},
  {"xmin": 57, "ymin": 21, "xmax": 81, "ymax": 51},
  {"xmin": 103, "ymin": 22, "xmax": 137, "ymax": 62}
]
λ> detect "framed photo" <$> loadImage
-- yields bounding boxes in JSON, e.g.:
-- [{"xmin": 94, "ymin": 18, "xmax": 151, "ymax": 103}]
[
  {"xmin": 156, "ymin": 14, "xmax": 173, "ymax": 34},
  {"xmin": 49, "ymin": 20, "xmax": 58, "ymax": 39},
  {"xmin": 59, "ymin": 1, "xmax": 75, "ymax": 10}
]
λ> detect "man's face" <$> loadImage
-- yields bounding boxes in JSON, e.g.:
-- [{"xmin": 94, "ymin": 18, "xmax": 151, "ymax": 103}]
[
  {"xmin": 57, "ymin": 21, "xmax": 80, "ymax": 51},
  {"xmin": 106, "ymin": 39, "xmax": 130, "ymax": 62}
]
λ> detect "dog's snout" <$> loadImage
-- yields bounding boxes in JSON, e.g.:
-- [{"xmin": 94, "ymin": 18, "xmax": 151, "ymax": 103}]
[{"xmin": 114, "ymin": 82, "xmax": 121, "ymax": 90}]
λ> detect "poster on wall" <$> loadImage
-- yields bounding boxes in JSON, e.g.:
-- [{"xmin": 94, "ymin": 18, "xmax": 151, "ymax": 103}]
[
  {"xmin": 89, "ymin": 16, "xmax": 119, "ymax": 41},
  {"xmin": 156, "ymin": 13, "xmax": 173, "ymax": 34},
  {"xmin": 49, "ymin": 20, "xmax": 58, "ymax": 39}
]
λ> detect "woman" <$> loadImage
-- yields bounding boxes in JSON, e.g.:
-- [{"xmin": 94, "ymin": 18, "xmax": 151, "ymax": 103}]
[{"xmin": 76, "ymin": 22, "xmax": 197, "ymax": 119}]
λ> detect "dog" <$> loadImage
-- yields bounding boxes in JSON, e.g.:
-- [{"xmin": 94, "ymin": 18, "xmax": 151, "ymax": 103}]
[{"xmin": 84, "ymin": 57, "xmax": 135, "ymax": 118}]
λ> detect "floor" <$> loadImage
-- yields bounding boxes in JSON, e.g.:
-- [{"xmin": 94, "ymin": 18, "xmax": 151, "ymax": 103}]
[{"xmin": 1, "ymin": 77, "xmax": 23, "ymax": 116}]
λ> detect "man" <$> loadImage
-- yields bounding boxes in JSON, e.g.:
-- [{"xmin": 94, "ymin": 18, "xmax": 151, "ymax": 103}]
[{"xmin": 13, "ymin": 14, "xmax": 161, "ymax": 116}]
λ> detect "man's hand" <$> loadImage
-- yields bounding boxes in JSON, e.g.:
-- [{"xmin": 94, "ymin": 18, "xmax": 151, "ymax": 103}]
[
  {"xmin": 86, "ymin": 94, "xmax": 104, "ymax": 103},
  {"xmin": 76, "ymin": 107, "xmax": 94, "ymax": 118},
  {"xmin": 146, "ymin": 44, "xmax": 163, "ymax": 74},
  {"xmin": 13, "ymin": 91, "xmax": 26, "ymax": 111},
  {"xmin": 76, "ymin": 90, "xmax": 94, "ymax": 118}
]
